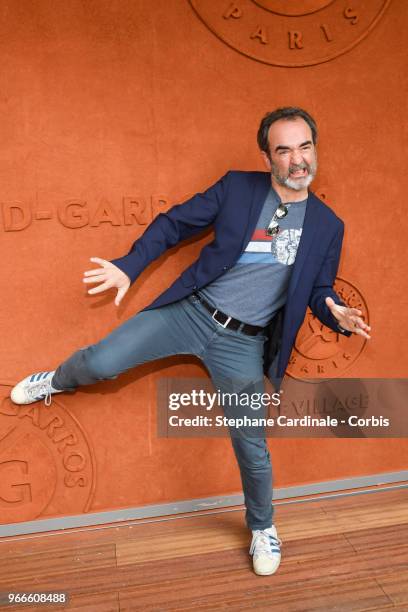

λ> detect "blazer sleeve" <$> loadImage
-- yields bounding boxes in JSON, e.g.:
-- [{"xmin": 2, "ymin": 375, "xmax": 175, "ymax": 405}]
[
  {"xmin": 308, "ymin": 221, "xmax": 352, "ymax": 337},
  {"xmin": 109, "ymin": 171, "xmax": 231, "ymax": 285}
]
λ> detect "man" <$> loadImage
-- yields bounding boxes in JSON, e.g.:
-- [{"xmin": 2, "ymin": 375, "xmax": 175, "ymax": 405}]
[{"xmin": 11, "ymin": 107, "xmax": 371, "ymax": 576}]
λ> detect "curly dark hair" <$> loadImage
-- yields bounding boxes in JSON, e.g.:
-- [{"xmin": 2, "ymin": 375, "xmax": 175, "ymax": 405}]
[{"xmin": 257, "ymin": 107, "xmax": 318, "ymax": 157}]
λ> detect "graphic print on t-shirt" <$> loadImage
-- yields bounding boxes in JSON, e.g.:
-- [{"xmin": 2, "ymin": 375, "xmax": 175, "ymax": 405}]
[
  {"xmin": 239, "ymin": 227, "xmax": 303, "ymax": 266},
  {"xmin": 198, "ymin": 187, "xmax": 307, "ymax": 326}
]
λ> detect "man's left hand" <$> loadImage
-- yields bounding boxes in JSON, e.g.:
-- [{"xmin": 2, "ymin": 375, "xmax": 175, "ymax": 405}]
[{"xmin": 325, "ymin": 296, "xmax": 371, "ymax": 340}]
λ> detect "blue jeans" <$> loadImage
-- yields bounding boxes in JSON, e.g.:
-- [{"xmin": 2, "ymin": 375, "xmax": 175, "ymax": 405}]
[{"xmin": 52, "ymin": 294, "xmax": 274, "ymax": 530}]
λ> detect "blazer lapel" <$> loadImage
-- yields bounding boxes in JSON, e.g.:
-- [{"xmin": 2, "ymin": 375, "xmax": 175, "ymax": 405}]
[
  {"xmin": 238, "ymin": 172, "xmax": 271, "ymax": 255},
  {"xmin": 287, "ymin": 191, "xmax": 320, "ymax": 299}
]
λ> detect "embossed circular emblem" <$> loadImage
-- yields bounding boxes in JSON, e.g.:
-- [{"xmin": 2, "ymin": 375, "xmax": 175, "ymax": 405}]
[
  {"xmin": 189, "ymin": 0, "xmax": 391, "ymax": 67},
  {"xmin": 287, "ymin": 278, "xmax": 369, "ymax": 379},
  {"xmin": 0, "ymin": 386, "xmax": 96, "ymax": 524}
]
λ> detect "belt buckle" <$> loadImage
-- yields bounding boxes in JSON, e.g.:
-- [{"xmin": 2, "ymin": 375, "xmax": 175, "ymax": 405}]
[{"xmin": 212, "ymin": 309, "xmax": 232, "ymax": 328}]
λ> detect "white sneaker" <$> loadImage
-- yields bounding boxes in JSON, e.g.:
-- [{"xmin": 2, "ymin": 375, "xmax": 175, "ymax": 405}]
[
  {"xmin": 10, "ymin": 371, "xmax": 64, "ymax": 406},
  {"xmin": 250, "ymin": 525, "xmax": 282, "ymax": 576}
]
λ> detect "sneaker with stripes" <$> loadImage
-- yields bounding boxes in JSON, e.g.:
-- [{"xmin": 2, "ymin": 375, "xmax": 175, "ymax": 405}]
[
  {"xmin": 250, "ymin": 524, "xmax": 282, "ymax": 576},
  {"xmin": 10, "ymin": 371, "xmax": 64, "ymax": 406}
]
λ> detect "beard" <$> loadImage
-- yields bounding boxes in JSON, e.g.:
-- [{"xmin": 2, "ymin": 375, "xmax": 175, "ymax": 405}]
[{"xmin": 271, "ymin": 158, "xmax": 317, "ymax": 191}]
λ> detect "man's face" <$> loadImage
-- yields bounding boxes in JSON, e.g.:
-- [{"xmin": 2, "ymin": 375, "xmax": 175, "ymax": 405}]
[{"xmin": 262, "ymin": 117, "xmax": 317, "ymax": 191}]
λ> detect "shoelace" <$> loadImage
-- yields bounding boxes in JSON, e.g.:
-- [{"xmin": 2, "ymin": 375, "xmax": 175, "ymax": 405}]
[
  {"xmin": 27, "ymin": 379, "xmax": 54, "ymax": 407},
  {"xmin": 250, "ymin": 530, "xmax": 282, "ymax": 558}
]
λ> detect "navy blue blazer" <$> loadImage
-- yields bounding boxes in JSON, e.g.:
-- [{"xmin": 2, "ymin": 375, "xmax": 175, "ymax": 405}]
[{"xmin": 110, "ymin": 171, "xmax": 351, "ymax": 386}]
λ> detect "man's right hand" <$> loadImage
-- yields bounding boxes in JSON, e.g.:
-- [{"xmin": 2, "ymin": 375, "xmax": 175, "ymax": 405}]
[{"xmin": 83, "ymin": 257, "xmax": 131, "ymax": 306}]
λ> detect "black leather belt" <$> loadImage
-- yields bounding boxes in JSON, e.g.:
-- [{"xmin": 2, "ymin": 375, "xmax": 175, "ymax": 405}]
[{"xmin": 192, "ymin": 292, "xmax": 264, "ymax": 336}]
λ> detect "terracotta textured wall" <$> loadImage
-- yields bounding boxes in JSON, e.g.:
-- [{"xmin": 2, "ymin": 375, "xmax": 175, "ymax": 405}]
[{"xmin": 0, "ymin": 0, "xmax": 406, "ymax": 524}]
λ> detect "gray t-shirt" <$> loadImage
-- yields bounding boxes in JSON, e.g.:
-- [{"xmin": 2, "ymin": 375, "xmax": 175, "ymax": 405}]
[{"xmin": 199, "ymin": 186, "xmax": 307, "ymax": 326}]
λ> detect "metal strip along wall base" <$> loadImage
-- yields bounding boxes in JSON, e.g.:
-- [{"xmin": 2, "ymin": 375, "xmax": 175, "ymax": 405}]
[{"xmin": 1, "ymin": 470, "xmax": 407, "ymax": 538}]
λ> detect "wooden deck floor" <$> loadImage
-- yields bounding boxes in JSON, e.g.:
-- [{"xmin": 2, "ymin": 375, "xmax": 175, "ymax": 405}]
[{"xmin": 0, "ymin": 487, "xmax": 407, "ymax": 611}]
